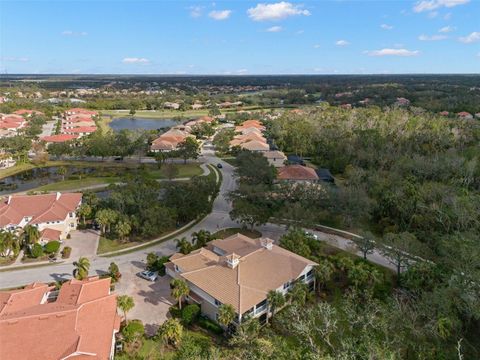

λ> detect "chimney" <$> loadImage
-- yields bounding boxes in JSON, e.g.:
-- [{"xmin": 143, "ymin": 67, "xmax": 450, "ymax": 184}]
[
  {"xmin": 226, "ymin": 253, "xmax": 240, "ymax": 269},
  {"xmin": 7, "ymin": 195, "xmax": 12, "ymax": 205},
  {"xmin": 260, "ymin": 238, "xmax": 274, "ymax": 250},
  {"xmin": 56, "ymin": 192, "xmax": 61, "ymax": 200}
]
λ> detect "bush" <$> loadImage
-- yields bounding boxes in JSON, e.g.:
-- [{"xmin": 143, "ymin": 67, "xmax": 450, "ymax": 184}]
[
  {"xmin": 181, "ymin": 304, "xmax": 200, "ymax": 325},
  {"xmin": 30, "ymin": 243, "xmax": 44, "ymax": 258},
  {"xmin": 146, "ymin": 253, "xmax": 169, "ymax": 275},
  {"xmin": 169, "ymin": 306, "xmax": 181, "ymax": 318},
  {"xmin": 61, "ymin": 246, "xmax": 72, "ymax": 259},
  {"xmin": 44, "ymin": 241, "xmax": 60, "ymax": 254},
  {"xmin": 121, "ymin": 320, "xmax": 145, "ymax": 344},
  {"xmin": 197, "ymin": 316, "xmax": 223, "ymax": 335},
  {"xmin": 66, "ymin": 234, "xmax": 71, "ymax": 239}
]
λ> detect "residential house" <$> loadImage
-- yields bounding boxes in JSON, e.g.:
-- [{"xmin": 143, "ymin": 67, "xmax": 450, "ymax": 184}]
[
  {"xmin": 0, "ymin": 277, "xmax": 121, "ymax": 360},
  {"xmin": 240, "ymin": 140, "xmax": 270, "ymax": 152},
  {"xmin": 150, "ymin": 128, "xmax": 195, "ymax": 152},
  {"xmin": 457, "ymin": 111, "xmax": 473, "ymax": 119},
  {"xmin": 315, "ymin": 168, "xmax": 335, "ymax": 184},
  {"xmin": 0, "ymin": 192, "xmax": 82, "ymax": 241},
  {"xmin": 164, "ymin": 102, "xmax": 180, "ymax": 110},
  {"xmin": 262, "ymin": 150, "xmax": 287, "ymax": 168},
  {"xmin": 277, "ymin": 165, "xmax": 319, "ymax": 183},
  {"xmin": 65, "ymin": 108, "xmax": 98, "ymax": 117},
  {"xmin": 166, "ymin": 233, "xmax": 317, "ymax": 325},
  {"xmin": 41, "ymin": 134, "xmax": 79, "ymax": 144},
  {"xmin": 13, "ymin": 109, "xmax": 44, "ymax": 117}
]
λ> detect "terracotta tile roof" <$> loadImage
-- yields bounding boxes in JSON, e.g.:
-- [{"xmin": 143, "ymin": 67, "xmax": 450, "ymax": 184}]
[
  {"xmin": 64, "ymin": 126, "xmax": 97, "ymax": 134},
  {"xmin": 0, "ymin": 192, "xmax": 82, "ymax": 227},
  {"xmin": 169, "ymin": 234, "xmax": 317, "ymax": 314},
  {"xmin": 0, "ymin": 277, "xmax": 120, "ymax": 360},
  {"xmin": 41, "ymin": 134, "xmax": 79, "ymax": 143},
  {"xmin": 262, "ymin": 150, "xmax": 287, "ymax": 160},
  {"xmin": 277, "ymin": 165, "xmax": 319, "ymax": 181},
  {"xmin": 65, "ymin": 108, "xmax": 98, "ymax": 116},
  {"xmin": 13, "ymin": 109, "xmax": 44, "ymax": 116},
  {"xmin": 41, "ymin": 228, "xmax": 62, "ymax": 241},
  {"xmin": 240, "ymin": 140, "xmax": 269, "ymax": 151}
]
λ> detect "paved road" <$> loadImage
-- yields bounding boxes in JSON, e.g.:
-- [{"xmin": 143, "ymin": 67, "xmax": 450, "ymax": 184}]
[{"xmin": 0, "ymin": 148, "xmax": 395, "ymax": 289}]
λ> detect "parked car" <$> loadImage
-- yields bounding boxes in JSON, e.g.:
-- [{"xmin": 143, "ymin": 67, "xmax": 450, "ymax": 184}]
[
  {"xmin": 138, "ymin": 270, "xmax": 158, "ymax": 281},
  {"xmin": 217, "ymin": 163, "xmax": 223, "ymax": 169}
]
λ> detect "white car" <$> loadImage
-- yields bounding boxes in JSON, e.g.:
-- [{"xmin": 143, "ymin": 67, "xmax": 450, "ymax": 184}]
[{"xmin": 138, "ymin": 270, "xmax": 158, "ymax": 282}]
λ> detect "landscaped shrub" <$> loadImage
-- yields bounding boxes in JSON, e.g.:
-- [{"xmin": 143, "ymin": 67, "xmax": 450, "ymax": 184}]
[
  {"xmin": 66, "ymin": 234, "xmax": 71, "ymax": 239},
  {"xmin": 30, "ymin": 243, "xmax": 44, "ymax": 258},
  {"xmin": 197, "ymin": 316, "xmax": 223, "ymax": 335},
  {"xmin": 44, "ymin": 241, "xmax": 60, "ymax": 254},
  {"xmin": 181, "ymin": 304, "xmax": 200, "ymax": 325},
  {"xmin": 146, "ymin": 253, "xmax": 169, "ymax": 276},
  {"xmin": 169, "ymin": 305, "xmax": 181, "ymax": 318},
  {"xmin": 61, "ymin": 246, "xmax": 72, "ymax": 259},
  {"xmin": 121, "ymin": 320, "xmax": 145, "ymax": 344}
]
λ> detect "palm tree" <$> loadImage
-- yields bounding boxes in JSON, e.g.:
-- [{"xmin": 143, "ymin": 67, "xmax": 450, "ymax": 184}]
[
  {"xmin": 0, "ymin": 230, "xmax": 19, "ymax": 257},
  {"xmin": 72, "ymin": 257, "xmax": 90, "ymax": 280},
  {"xmin": 314, "ymin": 259, "xmax": 335, "ymax": 293},
  {"xmin": 57, "ymin": 166, "xmax": 67, "ymax": 181},
  {"xmin": 217, "ymin": 303, "xmax": 235, "ymax": 329},
  {"xmin": 266, "ymin": 290, "xmax": 285, "ymax": 323},
  {"xmin": 158, "ymin": 318, "xmax": 183, "ymax": 348},
  {"xmin": 117, "ymin": 295, "xmax": 135, "ymax": 323},
  {"xmin": 22, "ymin": 225, "xmax": 41, "ymax": 247},
  {"xmin": 77, "ymin": 204, "xmax": 92, "ymax": 225},
  {"xmin": 288, "ymin": 282, "xmax": 309, "ymax": 306},
  {"xmin": 192, "ymin": 230, "xmax": 213, "ymax": 249},
  {"xmin": 176, "ymin": 237, "xmax": 193, "ymax": 255},
  {"xmin": 170, "ymin": 278, "xmax": 189, "ymax": 310}
]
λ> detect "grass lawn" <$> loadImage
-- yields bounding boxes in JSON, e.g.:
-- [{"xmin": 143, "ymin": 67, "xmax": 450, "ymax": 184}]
[
  {"xmin": 0, "ymin": 257, "xmax": 16, "ymax": 267},
  {"xmin": 97, "ymin": 237, "xmax": 141, "ymax": 254},
  {"xmin": 221, "ymin": 157, "xmax": 237, "ymax": 167},
  {"xmin": 212, "ymin": 227, "xmax": 262, "ymax": 239},
  {"xmin": 147, "ymin": 163, "xmax": 203, "ymax": 179},
  {"xmin": 33, "ymin": 177, "xmax": 119, "ymax": 191}
]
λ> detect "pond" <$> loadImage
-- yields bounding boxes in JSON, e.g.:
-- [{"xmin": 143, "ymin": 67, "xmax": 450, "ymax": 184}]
[
  {"xmin": 109, "ymin": 117, "xmax": 178, "ymax": 132},
  {"xmin": 0, "ymin": 165, "xmax": 151, "ymax": 195}
]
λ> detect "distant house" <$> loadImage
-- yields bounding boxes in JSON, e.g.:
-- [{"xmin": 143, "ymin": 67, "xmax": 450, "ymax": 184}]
[
  {"xmin": 240, "ymin": 140, "xmax": 270, "ymax": 152},
  {"xmin": 191, "ymin": 103, "xmax": 204, "ymax": 110},
  {"xmin": 164, "ymin": 102, "xmax": 180, "ymax": 110},
  {"xmin": 63, "ymin": 126, "xmax": 97, "ymax": 137},
  {"xmin": 439, "ymin": 111, "xmax": 449, "ymax": 117},
  {"xmin": 395, "ymin": 97, "xmax": 410, "ymax": 106},
  {"xmin": 286, "ymin": 155, "xmax": 305, "ymax": 166},
  {"xmin": 457, "ymin": 111, "xmax": 473, "ymax": 119},
  {"xmin": 41, "ymin": 134, "xmax": 79, "ymax": 143},
  {"xmin": 0, "ymin": 192, "xmax": 82, "ymax": 241},
  {"xmin": 475, "ymin": 113, "xmax": 480, "ymax": 119},
  {"xmin": 277, "ymin": 165, "xmax": 319, "ymax": 183},
  {"xmin": 262, "ymin": 150, "xmax": 287, "ymax": 168},
  {"xmin": 65, "ymin": 108, "xmax": 98, "ymax": 117},
  {"xmin": 0, "ymin": 277, "xmax": 121, "ymax": 360},
  {"xmin": 165, "ymin": 233, "xmax": 317, "ymax": 325},
  {"xmin": 315, "ymin": 168, "xmax": 335, "ymax": 184},
  {"xmin": 13, "ymin": 109, "xmax": 44, "ymax": 117}
]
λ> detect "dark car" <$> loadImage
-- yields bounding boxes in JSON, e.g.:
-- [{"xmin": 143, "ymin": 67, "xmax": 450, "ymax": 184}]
[{"xmin": 217, "ymin": 163, "xmax": 223, "ymax": 168}]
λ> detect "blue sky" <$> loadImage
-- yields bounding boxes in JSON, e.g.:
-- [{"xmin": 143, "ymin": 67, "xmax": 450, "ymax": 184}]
[{"xmin": 1, "ymin": 0, "xmax": 479, "ymax": 74}]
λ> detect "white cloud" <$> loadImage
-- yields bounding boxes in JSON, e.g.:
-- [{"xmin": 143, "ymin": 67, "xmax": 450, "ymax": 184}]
[
  {"xmin": 413, "ymin": 0, "xmax": 469, "ymax": 13},
  {"xmin": 381, "ymin": 24, "xmax": 393, "ymax": 30},
  {"xmin": 62, "ymin": 30, "xmax": 87, "ymax": 36},
  {"xmin": 122, "ymin": 57, "xmax": 150, "ymax": 64},
  {"xmin": 459, "ymin": 31, "xmax": 480, "ymax": 43},
  {"xmin": 296, "ymin": 30, "xmax": 304, "ymax": 35},
  {"xmin": 189, "ymin": 6, "xmax": 203, "ymax": 18},
  {"xmin": 208, "ymin": 10, "xmax": 232, "ymax": 20},
  {"xmin": 266, "ymin": 26, "xmax": 282, "ymax": 32},
  {"xmin": 365, "ymin": 48, "xmax": 420, "ymax": 57},
  {"xmin": 418, "ymin": 34, "xmax": 448, "ymax": 40},
  {"xmin": 477, "ymin": 52, "xmax": 480, "ymax": 57},
  {"xmin": 247, "ymin": 2, "xmax": 310, "ymax": 21},
  {"xmin": 335, "ymin": 40, "xmax": 350, "ymax": 46},
  {"xmin": 439, "ymin": 25, "xmax": 455, "ymax": 33},
  {"xmin": 313, "ymin": 44, "xmax": 321, "ymax": 48}
]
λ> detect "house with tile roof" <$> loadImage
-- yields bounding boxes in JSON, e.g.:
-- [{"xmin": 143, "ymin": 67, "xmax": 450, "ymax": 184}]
[
  {"xmin": 41, "ymin": 134, "xmax": 79, "ymax": 143},
  {"xmin": 166, "ymin": 233, "xmax": 317, "ymax": 325},
  {"xmin": 277, "ymin": 165, "xmax": 319, "ymax": 183},
  {"xmin": 0, "ymin": 276, "xmax": 121, "ymax": 360},
  {"xmin": 262, "ymin": 150, "xmax": 287, "ymax": 168},
  {"xmin": 0, "ymin": 192, "xmax": 82, "ymax": 241}
]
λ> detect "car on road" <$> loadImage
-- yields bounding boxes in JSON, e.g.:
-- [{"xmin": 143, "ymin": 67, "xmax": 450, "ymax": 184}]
[
  {"xmin": 138, "ymin": 270, "xmax": 158, "ymax": 282},
  {"xmin": 217, "ymin": 163, "xmax": 223, "ymax": 168}
]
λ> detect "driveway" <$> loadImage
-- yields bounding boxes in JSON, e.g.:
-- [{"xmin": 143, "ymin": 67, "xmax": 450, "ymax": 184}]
[
  {"xmin": 115, "ymin": 260, "xmax": 174, "ymax": 336},
  {"xmin": 67, "ymin": 229, "xmax": 100, "ymax": 260}
]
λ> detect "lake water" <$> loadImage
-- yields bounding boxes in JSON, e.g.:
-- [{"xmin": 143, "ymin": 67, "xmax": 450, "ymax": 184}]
[{"xmin": 109, "ymin": 117, "xmax": 178, "ymax": 131}]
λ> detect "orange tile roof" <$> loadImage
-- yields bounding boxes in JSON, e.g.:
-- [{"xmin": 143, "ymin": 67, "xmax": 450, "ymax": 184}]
[
  {"xmin": 41, "ymin": 134, "xmax": 79, "ymax": 143},
  {"xmin": 0, "ymin": 277, "xmax": 120, "ymax": 360},
  {"xmin": 240, "ymin": 140, "xmax": 269, "ymax": 151},
  {"xmin": 0, "ymin": 192, "xmax": 82, "ymax": 227},
  {"xmin": 169, "ymin": 234, "xmax": 317, "ymax": 314},
  {"xmin": 64, "ymin": 126, "xmax": 97, "ymax": 134},
  {"xmin": 277, "ymin": 165, "xmax": 319, "ymax": 181},
  {"xmin": 41, "ymin": 228, "xmax": 62, "ymax": 241}
]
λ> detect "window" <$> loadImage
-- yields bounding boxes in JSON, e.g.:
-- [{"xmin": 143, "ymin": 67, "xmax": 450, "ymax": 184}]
[
  {"xmin": 174, "ymin": 265, "xmax": 179, "ymax": 272},
  {"xmin": 283, "ymin": 281, "xmax": 292, "ymax": 290},
  {"xmin": 307, "ymin": 270, "xmax": 313, "ymax": 277},
  {"xmin": 214, "ymin": 299, "xmax": 222, "ymax": 307}
]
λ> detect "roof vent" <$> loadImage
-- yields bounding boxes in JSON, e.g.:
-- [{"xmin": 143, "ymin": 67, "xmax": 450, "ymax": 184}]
[
  {"xmin": 7, "ymin": 195, "xmax": 12, "ymax": 205},
  {"xmin": 260, "ymin": 238, "xmax": 274, "ymax": 250},
  {"xmin": 56, "ymin": 192, "xmax": 61, "ymax": 200},
  {"xmin": 226, "ymin": 253, "xmax": 240, "ymax": 269}
]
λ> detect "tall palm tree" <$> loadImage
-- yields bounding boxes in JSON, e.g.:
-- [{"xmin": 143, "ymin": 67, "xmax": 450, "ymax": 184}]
[
  {"xmin": 73, "ymin": 257, "xmax": 90, "ymax": 280},
  {"xmin": 176, "ymin": 237, "xmax": 193, "ymax": 255},
  {"xmin": 170, "ymin": 278, "xmax": 189, "ymax": 310},
  {"xmin": 217, "ymin": 303, "xmax": 235, "ymax": 329},
  {"xmin": 158, "ymin": 318, "xmax": 183, "ymax": 347},
  {"xmin": 117, "ymin": 295, "xmax": 135, "ymax": 323},
  {"xmin": 192, "ymin": 230, "xmax": 213, "ymax": 249},
  {"xmin": 266, "ymin": 290, "xmax": 285, "ymax": 323},
  {"xmin": 314, "ymin": 259, "xmax": 335, "ymax": 293},
  {"xmin": 22, "ymin": 225, "xmax": 41, "ymax": 247}
]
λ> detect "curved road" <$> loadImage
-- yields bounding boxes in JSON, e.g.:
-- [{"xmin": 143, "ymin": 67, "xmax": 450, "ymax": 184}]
[{"xmin": 0, "ymin": 148, "xmax": 394, "ymax": 289}]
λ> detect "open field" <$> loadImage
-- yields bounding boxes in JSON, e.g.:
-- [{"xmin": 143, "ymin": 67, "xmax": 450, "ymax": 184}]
[{"xmin": 33, "ymin": 177, "xmax": 119, "ymax": 191}]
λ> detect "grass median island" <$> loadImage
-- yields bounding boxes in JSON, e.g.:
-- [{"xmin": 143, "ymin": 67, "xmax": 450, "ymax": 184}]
[{"xmin": 34, "ymin": 177, "xmax": 119, "ymax": 192}]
